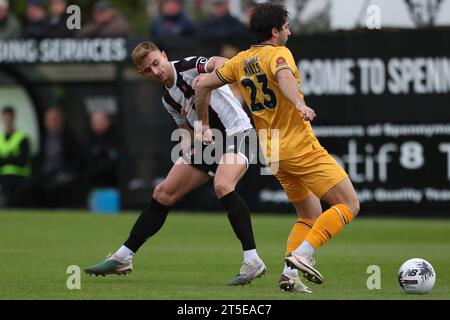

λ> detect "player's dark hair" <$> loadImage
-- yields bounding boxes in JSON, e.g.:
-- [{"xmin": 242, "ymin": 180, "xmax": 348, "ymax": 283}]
[
  {"xmin": 1, "ymin": 106, "xmax": 14, "ymax": 116},
  {"xmin": 249, "ymin": 3, "xmax": 289, "ymax": 43}
]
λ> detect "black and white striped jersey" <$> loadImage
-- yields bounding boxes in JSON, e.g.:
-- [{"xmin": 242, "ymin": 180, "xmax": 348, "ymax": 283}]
[{"xmin": 161, "ymin": 56, "xmax": 253, "ymax": 136}]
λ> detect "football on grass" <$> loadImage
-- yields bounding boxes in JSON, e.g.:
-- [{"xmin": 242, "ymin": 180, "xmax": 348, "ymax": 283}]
[{"xmin": 398, "ymin": 258, "xmax": 436, "ymax": 294}]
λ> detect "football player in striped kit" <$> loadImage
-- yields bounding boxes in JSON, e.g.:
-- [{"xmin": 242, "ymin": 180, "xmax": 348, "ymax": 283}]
[{"xmin": 84, "ymin": 41, "xmax": 275, "ymax": 287}]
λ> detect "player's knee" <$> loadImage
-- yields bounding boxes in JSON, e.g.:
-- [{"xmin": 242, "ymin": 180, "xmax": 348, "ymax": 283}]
[
  {"xmin": 346, "ymin": 196, "xmax": 360, "ymax": 217},
  {"xmin": 297, "ymin": 211, "xmax": 321, "ymax": 221},
  {"xmin": 351, "ymin": 198, "xmax": 360, "ymax": 217},
  {"xmin": 214, "ymin": 179, "xmax": 235, "ymax": 198},
  {"xmin": 326, "ymin": 193, "xmax": 360, "ymax": 217},
  {"xmin": 153, "ymin": 182, "xmax": 177, "ymax": 206}
]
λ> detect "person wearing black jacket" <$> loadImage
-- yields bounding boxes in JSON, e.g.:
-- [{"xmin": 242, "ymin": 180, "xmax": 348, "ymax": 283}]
[
  {"xmin": 46, "ymin": 0, "xmax": 76, "ymax": 38},
  {"xmin": 88, "ymin": 110, "xmax": 118, "ymax": 189},
  {"xmin": 23, "ymin": 0, "xmax": 49, "ymax": 40},
  {"xmin": 150, "ymin": 0, "xmax": 197, "ymax": 40},
  {"xmin": 22, "ymin": 107, "xmax": 84, "ymax": 208},
  {"xmin": 199, "ymin": 0, "xmax": 249, "ymax": 41}
]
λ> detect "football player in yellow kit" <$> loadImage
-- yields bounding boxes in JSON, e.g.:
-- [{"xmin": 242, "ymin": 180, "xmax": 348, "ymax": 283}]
[{"xmin": 195, "ymin": 3, "xmax": 360, "ymax": 293}]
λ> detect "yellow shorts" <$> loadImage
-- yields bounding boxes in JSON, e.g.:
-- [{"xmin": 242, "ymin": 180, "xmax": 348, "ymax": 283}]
[{"xmin": 273, "ymin": 142, "xmax": 348, "ymax": 203}]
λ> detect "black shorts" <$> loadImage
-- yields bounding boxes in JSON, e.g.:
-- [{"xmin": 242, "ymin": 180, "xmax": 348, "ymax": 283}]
[{"xmin": 182, "ymin": 129, "xmax": 258, "ymax": 177}]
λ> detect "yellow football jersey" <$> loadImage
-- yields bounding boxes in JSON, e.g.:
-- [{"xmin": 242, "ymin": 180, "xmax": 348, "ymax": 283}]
[{"xmin": 216, "ymin": 44, "xmax": 319, "ymax": 161}]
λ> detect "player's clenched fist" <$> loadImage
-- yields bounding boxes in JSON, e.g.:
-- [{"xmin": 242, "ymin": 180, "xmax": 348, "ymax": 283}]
[
  {"xmin": 297, "ymin": 104, "xmax": 316, "ymax": 122},
  {"xmin": 194, "ymin": 123, "xmax": 214, "ymax": 144},
  {"xmin": 192, "ymin": 74, "xmax": 207, "ymax": 90}
]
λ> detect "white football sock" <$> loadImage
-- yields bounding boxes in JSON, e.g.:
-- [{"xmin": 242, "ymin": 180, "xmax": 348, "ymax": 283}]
[
  {"xmin": 282, "ymin": 264, "xmax": 298, "ymax": 277},
  {"xmin": 243, "ymin": 249, "xmax": 259, "ymax": 262},
  {"xmin": 115, "ymin": 245, "xmax": 134, "ymax": 261},
  {"xmin": 293, "ymin": 240, "xmax": 316, "ymax": 257}
]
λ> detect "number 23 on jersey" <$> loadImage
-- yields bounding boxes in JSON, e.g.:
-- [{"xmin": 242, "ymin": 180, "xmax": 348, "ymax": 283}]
[{"xmin": 241, "ymin": 74, "xmax": 277, "ymax": 112}]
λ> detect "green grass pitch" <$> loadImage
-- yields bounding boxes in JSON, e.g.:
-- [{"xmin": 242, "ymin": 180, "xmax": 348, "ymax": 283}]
[{"xmin": 0, "ymin": 210, "xmax": 449, "ymax": 300}]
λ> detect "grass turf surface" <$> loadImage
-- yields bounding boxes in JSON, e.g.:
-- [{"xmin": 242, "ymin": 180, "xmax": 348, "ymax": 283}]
[{"xmin": 0, "ymin": 210, "xmax": 449, "ymax": 300}]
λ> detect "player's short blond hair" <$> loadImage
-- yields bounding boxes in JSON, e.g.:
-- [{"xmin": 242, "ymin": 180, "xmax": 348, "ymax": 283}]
[
  {"xmin": 0, "ymin": 0, "xmax": 9, "ymax": 9},
  {"xmin": 132, "ymin": 42, "xmax": 160, "ymax": 67}
]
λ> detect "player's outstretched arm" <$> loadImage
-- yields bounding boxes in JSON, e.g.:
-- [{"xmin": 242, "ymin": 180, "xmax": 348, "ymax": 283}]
[
  {"xmin": 277, "ymin": 69, "xmax": 316, "ymax": 121},
  {"xmin": 192, "ymin": 56, "xmax": 228, "ymax": 89},
  {"xmin": 194, "ymin": 72, "xmax": 225, "ymax": 143},
  {"xmin": 205, "ymin": 56, "xmax": 228, "ymax": 72}
]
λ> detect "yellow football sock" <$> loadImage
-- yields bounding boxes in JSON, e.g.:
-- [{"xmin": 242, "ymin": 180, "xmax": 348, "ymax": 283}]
[
  {"xmin": 285, "ymin": 218, "xmax": 314, "ymax": 256},
  {"xmin": 304, "ymin": 204, "xmax": 354, "ymax": 249}
]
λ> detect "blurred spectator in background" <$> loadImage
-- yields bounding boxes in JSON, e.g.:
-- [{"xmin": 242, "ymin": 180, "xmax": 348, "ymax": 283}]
[
  {"xmin": 150, "ymin": 0, "xmax": 196, "ymax": 40},
  {"xmin": 241, "ymin": 1, "xmax": 256, "ymax": 29},
  {"xmin": 23, "ymin": 0, "xmax": 48, "ymax": 39},
  {"xmin": 46, "ymin": 0, "xmax": 75, "ymax": 38},
  {"xmin": 0, "ymin": 0, "xmax": 21, "ymax": 38},
  {"xmin": 88, "ymin": 111, "xmax": 118, "ymax": 189},
  {"xmin": 22, "ymin": 108, "xmax": 84, "ymax": 208},
  {"xmin": 294, "ymin": 0, "xmax": 331, "ymax": 34},
  {"xmin": 199, "ymin": 0, "xmax": 248, "ymax": 41},
  {"xmin": 219, "ymin": 42, "xmax": 240, "ymax": 59},
  {"xmin": 0, "ymin": 107, "xmax": 31, "ymax": 207},
  {"xmin": 77, "ymin": 0, "xmax": 131, "ymax": 38}
]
